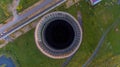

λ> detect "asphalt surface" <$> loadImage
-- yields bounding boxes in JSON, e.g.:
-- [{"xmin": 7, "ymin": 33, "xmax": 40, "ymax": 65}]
[{"xmin": 0, "ymin": 0, "xmax": 66, "ymax": 39}]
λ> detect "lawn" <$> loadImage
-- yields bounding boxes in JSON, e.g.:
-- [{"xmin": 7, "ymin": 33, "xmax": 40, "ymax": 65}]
[
  {"xmin": 0, "ymin": 0, "xmax": 120, "ymax": 67},
  {"xmin": 89, "ymin": 20, "xmax": 120, "ymax": 67}
]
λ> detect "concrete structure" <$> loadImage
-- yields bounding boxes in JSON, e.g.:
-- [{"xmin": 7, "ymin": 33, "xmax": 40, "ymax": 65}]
[{"xmin": 35, "ymin": 11, "xmax": 83, "ymax": 59}]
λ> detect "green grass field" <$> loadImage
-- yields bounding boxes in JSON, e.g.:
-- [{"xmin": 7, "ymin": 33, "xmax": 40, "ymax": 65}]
[
  {"xmin": 89, "ymin": 21, "xmax": 120, "ymax": 67},
  {"xmin": 0, "ymin": 0, "xmax": 120, "ymax": 67}
]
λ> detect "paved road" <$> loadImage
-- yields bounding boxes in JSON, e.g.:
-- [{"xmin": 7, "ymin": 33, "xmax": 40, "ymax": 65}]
[
  {"xmin": 0, "ymin": 0, "xmax": 66, "ymax": 39},
  {"xmin": 82, "ymin": 19, "xmax": 120, "ymax": 67}
]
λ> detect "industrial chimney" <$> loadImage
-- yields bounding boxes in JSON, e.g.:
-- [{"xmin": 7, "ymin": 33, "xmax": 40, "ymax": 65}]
[{"xmin": 35, "ymin": 11, "xmax": 83, "ymax": 59}]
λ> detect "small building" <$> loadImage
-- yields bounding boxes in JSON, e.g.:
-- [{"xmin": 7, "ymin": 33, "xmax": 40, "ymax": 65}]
[{"xmin": 90, "ymin": 0, "xmax": 102, "ymax": 5}]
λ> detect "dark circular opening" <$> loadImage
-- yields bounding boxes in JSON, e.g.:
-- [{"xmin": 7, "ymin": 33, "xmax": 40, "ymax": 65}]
[{"xmin": 44, "ymin": 19, "xmax": 75, "ymax": 50}]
